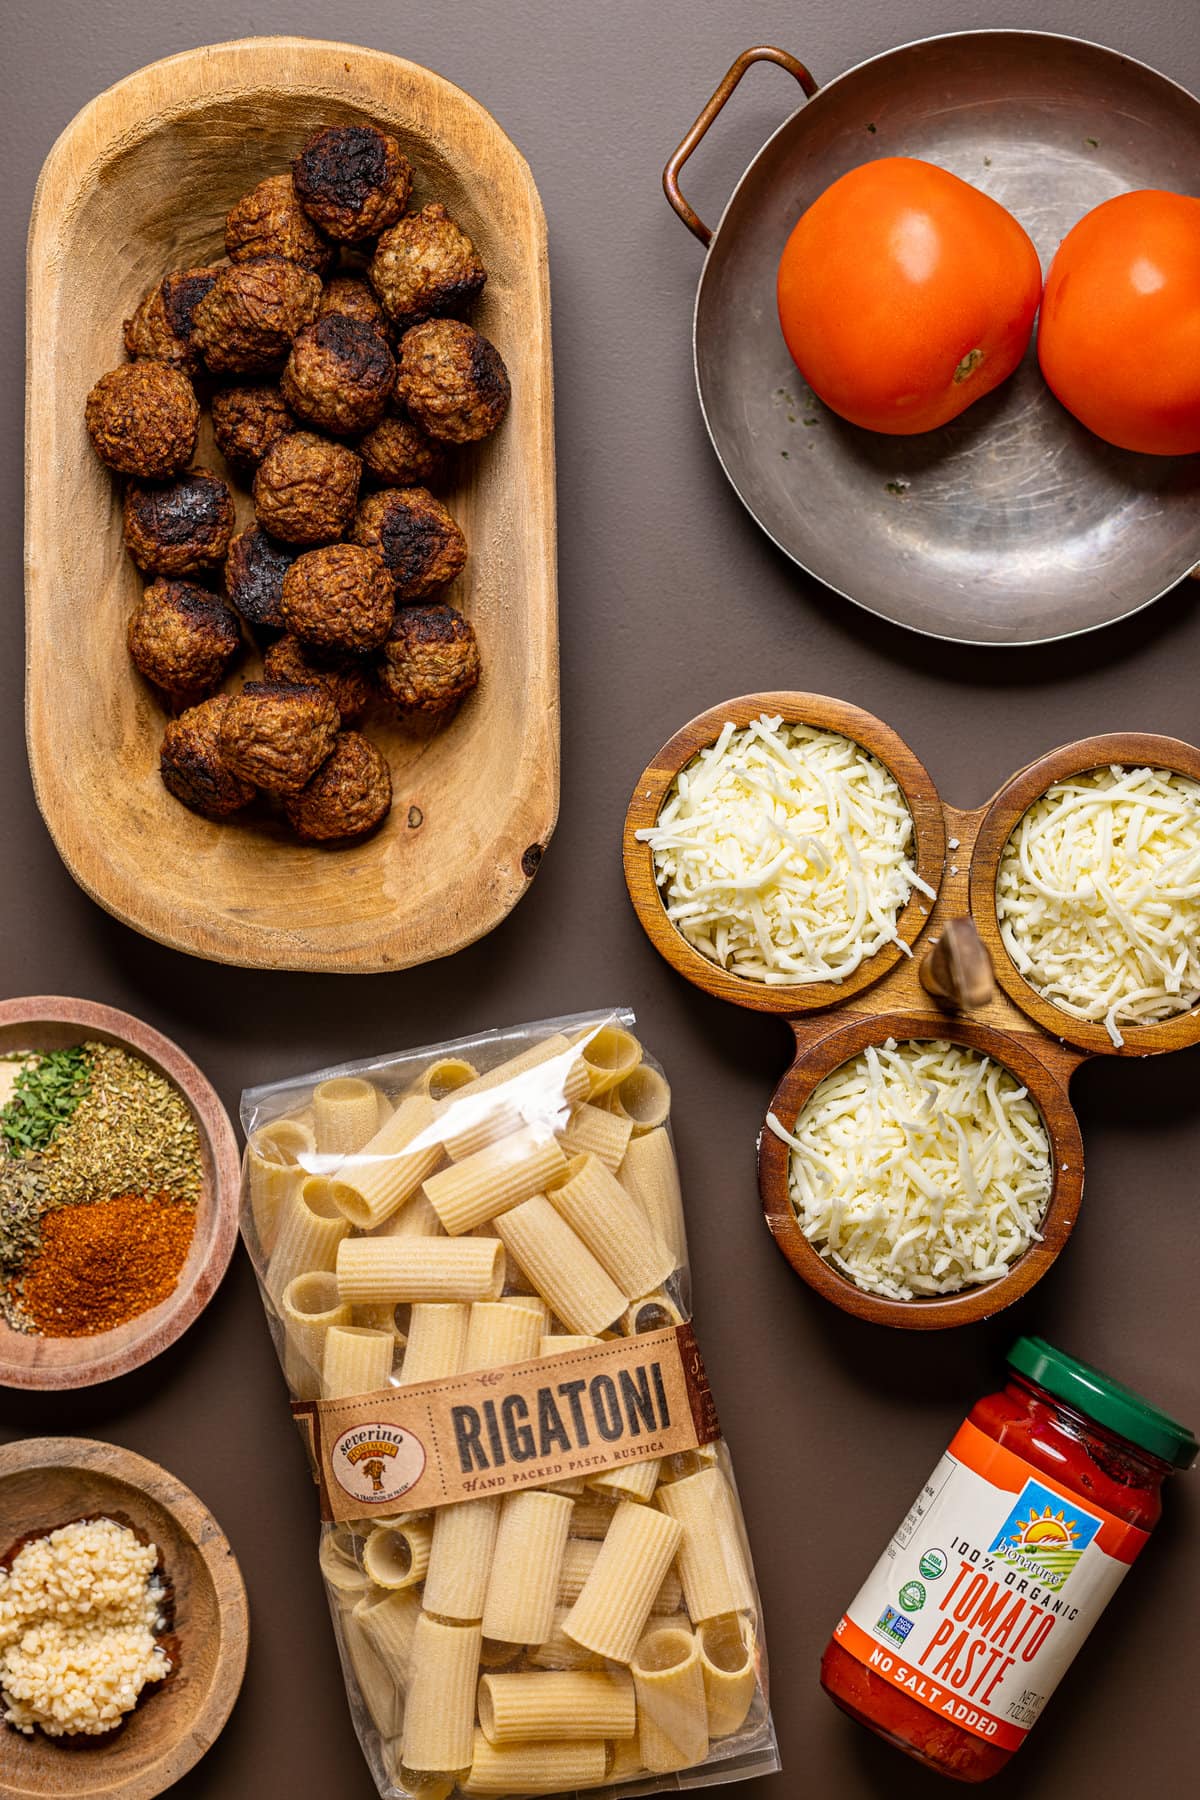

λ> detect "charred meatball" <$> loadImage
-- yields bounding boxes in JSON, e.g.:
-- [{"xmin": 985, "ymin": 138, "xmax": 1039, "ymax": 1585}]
[
  {"xmin": 211, "ymin": 384, "xmax": 296, "ymax": 469},
  {"xmin": 128, "ymin": 579, "xmax": 241, "ymax": 703},
  {"xmin": 253, "ymin": 431, "xmax": 362, "ymax": 545},
  {"xmin": 358, "ymin": 406, "xmax": 446, "ymax": 488},
  {"xmin": 281, "ymin": 543, "xmax": 395, "ymax": 652},
  {"xmin": 123, "ymin": 468, "xmax": 236, "ymax": 576},
  {"xmin": 192, "ymin": 258, "xmax": 322, "ymax": 376},
  {"xmin": 218, "ymin": 680, "xmax": 339, "ymax": 794},
  {"xmin": 160, "ymin": 694, "xmax": 257, "ymax": 819},
  {"xmin": 351, "ymin": 487, "xmax": 466, "ymax": 602},
  {"xmin": 370, "ymin": 203, "xmax": 486, "ymax": 330},
  {"xmin": 319, "ymin": 274, "xmax": 390, "ymax": 336},
  {"xmin": 281, "ymin": 315, "xmax": 395, "ymax": 436},
  {"xmin": 292, "ymin": 125, "xmax": 412, "ymax": 243},
  {"xmin": 85, "ymin": 363, "xmax": 199, "ymax": 479},
  {"xmin": 123, "ymin": 267, "xmax": 221, "ymax": 372},
  {"xmin": 224, "ymin": 525, "xmax": 298, "ymax": 633},
  {"xmin": 284, "ymin": 730, "xmax": 392, "ymax": 842},
  {"xmin": 225, "ymin": 173, "xmax": 334, "ymax": 275},
  {"xmin": 395, "ymin": 319, "xmax": 510, "ymax": 444},
  {"xmin": 378, "ymin": 604, "xmax": 480, "ymax": 715},
  {"xmin": 262, "ymin": 634, "xmax": 373, "ymax": 724}
]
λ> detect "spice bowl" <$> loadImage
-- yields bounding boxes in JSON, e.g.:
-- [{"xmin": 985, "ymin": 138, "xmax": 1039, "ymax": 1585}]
[
  {"xmin": 0, "ymin": 1436, "xmax": 248, "ymax": 1799},
  {"xmin": 0, "ymin": 997, "xmax": 240, "ymax": 1389}
]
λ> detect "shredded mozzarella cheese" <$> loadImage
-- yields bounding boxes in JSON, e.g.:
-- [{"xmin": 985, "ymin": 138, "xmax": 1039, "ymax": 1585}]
[
  {"xmin": 637, "ymin": 716, "xmax": 916, "ymax": 984},
  {"xmin": 773, "ymin": 1039, "xmax": 1052, "ymax": 1300},
  {"xmin": 997, "ymin": 765, "xmax": 1200, "ymax": 1046}
]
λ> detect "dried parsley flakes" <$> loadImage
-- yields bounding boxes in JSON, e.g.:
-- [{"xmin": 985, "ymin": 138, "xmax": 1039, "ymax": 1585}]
[{"xmin": 0, "ymin": 1048, "xmax": 91, "ymax": 1154}]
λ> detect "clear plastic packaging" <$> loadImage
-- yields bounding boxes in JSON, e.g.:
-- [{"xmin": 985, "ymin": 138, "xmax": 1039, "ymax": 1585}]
[{"xmin": 240, "ymin": 1010, "xmax": 779, "ymax": 1798}]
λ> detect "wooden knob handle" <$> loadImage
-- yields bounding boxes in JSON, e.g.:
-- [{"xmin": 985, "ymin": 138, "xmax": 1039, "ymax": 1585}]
[{"xmin": 919, "ymin": 918, "xmax": 995, "ymax": 1012}]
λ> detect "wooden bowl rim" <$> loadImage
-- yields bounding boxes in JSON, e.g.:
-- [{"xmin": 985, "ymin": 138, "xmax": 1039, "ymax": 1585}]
[
  {"xmin": 0, "ymin": 1435, "xmax": 248, "ymax": 1800},
  {"xmin": 969, "ymin": 731, "xmax": 1200, "ymax": 1058},
  {"xmin": 758, "ymin": 1011, "xmax": 1085, "ymax": 1330},
  {"xmin": 0, "ymin": 997, "xmax": 240, "ymax": 1389},
  {"xmin": 622, "ymin": 691, "xmax": 946, "ymax": 1015}
]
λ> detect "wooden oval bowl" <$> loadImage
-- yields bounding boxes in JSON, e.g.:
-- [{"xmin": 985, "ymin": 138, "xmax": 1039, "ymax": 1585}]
[
  {"xmin": 970, "ymin": 732, "xmax": 1200, "ymax": 1057},
  {"xmin": 758, "ymin": 1012, "xmax": 1085, "ymax": 1329},
  {"xmin": 0, "ymin": 999, "xmax": 239, "ymax": 1389},
  {"xmin": 0, "ymin": 1437, "xmax": 247, "ymax": 1799},
  {"xmin": 623, "ymin": 692, "xmax": 946, "ymax": 1015},
  {"xmin": 26, "ymin": 37, "xmax": 558, "ymax": 972}
]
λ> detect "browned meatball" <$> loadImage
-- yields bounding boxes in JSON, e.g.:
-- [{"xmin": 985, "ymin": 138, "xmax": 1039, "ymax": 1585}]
[
  {"xmin": 281, "ymin": 543, "xmax": 394, "ymax": 653},
  {"xmin": 85, "ymin": 363, "xmax": 199, "ymax": 478},
  {"xmin": 224, "ymin": 525, "xmax": 298, "ymax": 633},
  {"xmin": 378, "ymin": 604, "xmax": 480, "ymax": 714},
  {"xmin": 127, "ymin": 579, "xmax": 241, "ymax": 703},
  {"xmin": 123, "ymin": 267, "xmax": 221, "ymax": 372},
  {"xmin": 358, "ymin": 407, "xmax": 446, "ymax": 488},
  {"xmin": 395, "ymin": 319, "xmax": 510, "ymax": 444},
  {"xmin": 253, "ymin": 431, "xmax": 362, "ymax": 545},
  {"xmin": 123, "ymin": 469, "xmax": 236, "ymax": 576},
  {"xmin": 225, "ymin": 173, "xmax": 334, "ymax": 275},
  {"xmin": 351, "ymin": 487, "xmax": 466, "ymax": 602},
  {"xmin": 284, "ymin": 730, "xmax": 392, "ymax": 842},
  {"xmin": 160, "ymin": 694, "xmax": 257, "ymax": 819},
  {"xmin": 319, "ymin": 274, "xmax": 391, "ymax": 338},
  {"xmin": 262, "ymin": 634, "xmax": 373, "ymax": 724},
  {"xmin": 211, "ymin": 385, "xmax": 296, "ymax": 469},
  {"xmin": 192, "ymin": 258, "xmax": 322, "ymax": 376},
  {"xmin": 281, "ymin": 316, "xmax": 395, "ymax": 436},
  {"xmin": 292, "ymin": 125, "xmax": 412, "ymax": 243},
  {"xmin": 369, "ymin": 203, "xmax": 486, "ymax": 330},
  {"xmin": 218, "ymin": 680, "xmax": 339, "ymax": 794}
]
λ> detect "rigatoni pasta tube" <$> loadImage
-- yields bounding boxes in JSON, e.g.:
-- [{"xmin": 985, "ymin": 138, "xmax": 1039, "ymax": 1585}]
[
  {"xmin": 546, "ymin": 1154, "xmax": 674, "ymax": 1300},
  {"xmin": 495, "ymin": 1197, "xmax": 626, "ymax": 1336},
  {"xmin": 398, "ymin": 1304, "xmax": 468, "ymax": 1386},
  {"xmin": 266, "ymin": 1177, "xmax": 349, "ymax": 1300},
  {"xmin": 540, "ymin": 1333, "xmax": 603, "ymax": 1357},
  {"xmin": 461, "ymin": 1730, "xmax": 607, "ymax": 1798},
  {"xmin": 330, "ymin": 1094, "xmax": 443, "ymax": 1229},
  {"xmin": 463, "ymin": 1301, "xmax": 543, "ymax": 1372},
  {"xmin": 423, "ymin": 1497, "xmax": 500, "ymax": 1621},
  {"xmin": 477, "ymin": 1668, "xmax": 636, "ymax": 1743},
  {"xmin": 247, "ymin": 1117, "xmax": 313, "ymax": 1254},
  {"xmin": 337, "ymin": 1236, "xmax": 505, "ymax": 1305},
  {"xmin": 340, "ymin": 1605, "xmax": 402, "ymax": 1737},
  {"xmin": 562, "ymin": 1500, "xmax": 683, "ymax": 1664},
  {"xmin": 313, "ymin": 1078, "xmax": 383, "ymax": 1158},
  {"xmin": 556, "ymin": 1537, "xmax": 601, "ymax": 1605},
  {"xmin": 528, "ymin": 1607, "xmax": 605, "ymax": 1671},
  {"xmin": 437, "ymin": 1036, "xmax": 590, "ymax": 1161},
  {"xmin": 423, "ymin": 1127, "xmax": 568, "ymax": 1235},
  {"xmin": 500, "ymin": 1293, "xmax": 551, "ymax": 1329},
  {"xmin": 399, "ymin": 1614, "xmax": 481, "ymax": 1775},
  {"xmin": 557, "ymin": 1102, "xmax": 633, "ymax": 1172},
  {"xmin": 633, "ymin": 1626, "xmax": 709, "ymax": 1774},
  {"xmin": 411, "ymin": 1055, "xmax": 478, "ymax": 1101},
  {"xmin": 481, "ymin": 1492, "xmax": 574, "ymax": 1645},
  {"xmin": 568, "ymin": 1497, "xmax": 619, "ymax": 1540},
  {"xmin": 362, "ymin": 1517, "xmax": 432, "ymax": 1590},
  {"xmin": 322, "ymin": 1324, "xmax": 394, "ymax": 1399},
  {"xmin": 279, "ymin": 1270, "xmax": 350, "ymax": 1400},
  {"xmin": 656, "ymin": 1468, "xmax": 755, "ymax": 1622},
  {"xmin": 383, "ymin": 1757, "xmax": 454, "ymax": 1800},
  {"xmin": 589, "ymin": 1456, "xmax": 662, "ymax": 1503},
  {"xmin": 354, "ymin": 1586, "xmax": 421, "ymax": 1681},
  {"xmin": 620, "ymin": 1290, "xmax": 686, "ymax": 1337},
  {"xmin": 373, "ymin": 1190, "xmax": 441, "ymax": 1239},
  {"xmin": 318, "ymin": 1525, "xmax": 370, "ymax": 1597},
  {"xmin": 698, "ymin": 1614, "xmax": 757, "ymax": 1736},
  {"xmin": 618, "ymin": 1128, "xmax": 686, "ymax": 1270},
  {"xmin": 575, "ymin": 1023, "xmax": 642, "ymax": 1098},
  {"xmin": 609, "ymin": 1063, "xmax": 671, "ymax": 1136}
]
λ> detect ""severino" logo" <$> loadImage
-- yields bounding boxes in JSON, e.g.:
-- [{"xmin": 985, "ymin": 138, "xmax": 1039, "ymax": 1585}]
[{"xmin": 330, "ymin": 1423, "xmax": 427, "ymax": 1507}]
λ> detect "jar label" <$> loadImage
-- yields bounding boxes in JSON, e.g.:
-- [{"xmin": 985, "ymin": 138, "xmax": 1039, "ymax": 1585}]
[{"xmin": 834, "ymin": 1419, "xmax": 1150, "ymax": 1750}]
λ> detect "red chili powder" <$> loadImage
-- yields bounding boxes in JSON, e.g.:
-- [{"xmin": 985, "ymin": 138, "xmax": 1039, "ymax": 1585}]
[{"xmin": 20, "ymin": 1194, "xmax": 196, "ymax": 1336}]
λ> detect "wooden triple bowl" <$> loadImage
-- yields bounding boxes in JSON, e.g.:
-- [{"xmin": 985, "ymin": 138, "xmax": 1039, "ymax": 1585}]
[{"xmin": 624, "ymin": 692, "xmax": 1200, "ymax": 1329}]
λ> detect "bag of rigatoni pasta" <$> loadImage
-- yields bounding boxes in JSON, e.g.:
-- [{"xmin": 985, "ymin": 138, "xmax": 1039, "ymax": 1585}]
[{"xmin": 240, "ymin": 1010, "xmax": 779, "ymax": 1799}]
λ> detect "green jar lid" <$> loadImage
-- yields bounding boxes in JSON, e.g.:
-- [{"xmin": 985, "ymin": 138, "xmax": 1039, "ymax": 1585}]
[{"xmin": 1008, "ymin": 1337, "xmax": 1197, "ymax": 1471}]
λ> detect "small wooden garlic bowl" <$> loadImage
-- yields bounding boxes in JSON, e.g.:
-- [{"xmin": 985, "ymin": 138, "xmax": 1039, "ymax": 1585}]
[
  {"xmin": 0, "ymin": 998, "xmax": 240, "ymax": 1389},
  {"xmin": 0, "ymin": 1437, "xmax": 248, "ymax": 1800}
]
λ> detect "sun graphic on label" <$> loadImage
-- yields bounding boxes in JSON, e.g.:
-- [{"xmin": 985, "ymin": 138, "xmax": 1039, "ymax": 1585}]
[{"xmin": 1012, "ymin": 1507, "xmax": 1080, "ymax": 1550}]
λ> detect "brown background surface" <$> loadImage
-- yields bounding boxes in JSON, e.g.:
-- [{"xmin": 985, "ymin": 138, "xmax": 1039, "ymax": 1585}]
[{"xmin": 2, "ymin": 2, "xmax": 1198, "ymax": 1796}]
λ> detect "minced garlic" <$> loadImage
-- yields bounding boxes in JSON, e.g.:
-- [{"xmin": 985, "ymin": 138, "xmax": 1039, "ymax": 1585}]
[{"xmin": 0, "ymin": 1516, "xmax": 169, "ymax": 1736}]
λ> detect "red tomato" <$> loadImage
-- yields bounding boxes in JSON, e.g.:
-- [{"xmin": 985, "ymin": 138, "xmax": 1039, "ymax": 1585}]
[
  {"xmin": 1037, "ymin": 190, "xmax": 1200, "ymax": 455},
  {"xmin": 776, "ymin": 157, "xmax": 1042, "ymax": 435}
]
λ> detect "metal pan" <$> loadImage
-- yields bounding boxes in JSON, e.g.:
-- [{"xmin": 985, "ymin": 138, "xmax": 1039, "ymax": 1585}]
[{"xmin": 664, "ymin": 34, "xmax": 1200, "ymax": 646}]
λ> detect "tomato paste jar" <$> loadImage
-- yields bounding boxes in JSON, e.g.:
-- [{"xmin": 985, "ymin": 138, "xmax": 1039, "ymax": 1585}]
[{"xmin": 821, "ymin": 1337, "xmax": 1196, "ymax": 1781}]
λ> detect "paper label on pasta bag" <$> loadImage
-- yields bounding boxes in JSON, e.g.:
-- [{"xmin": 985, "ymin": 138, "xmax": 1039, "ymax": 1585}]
[{"xmin": 294, "ymin": 1324, "xmax": 720, "ymax": 1521}]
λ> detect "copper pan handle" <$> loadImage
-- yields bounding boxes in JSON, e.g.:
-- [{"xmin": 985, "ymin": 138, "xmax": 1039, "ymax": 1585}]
[{"xmin": 663, "ymin": 46, "xmax": 819, "ymax": 246}]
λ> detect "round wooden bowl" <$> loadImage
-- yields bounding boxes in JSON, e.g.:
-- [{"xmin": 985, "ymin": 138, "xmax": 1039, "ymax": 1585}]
[
  {"xmin": 0, "ymin": 1437, "xmax": 247, "ymax": 1799},
  {"xmin": 758, "ymin": 1012, "xmax": 1085, "ymax": 1329},
  {"xmin": 0, "ymin": 999, "xmax": 240, "ymax": 1389},
  {"xmin": 970, "ymin": 732, "xmax": 1200, "ymax": 1058},
  {"xmin": 623, "ymin": 692, "xmax": 946, "ymax": 1014}
]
